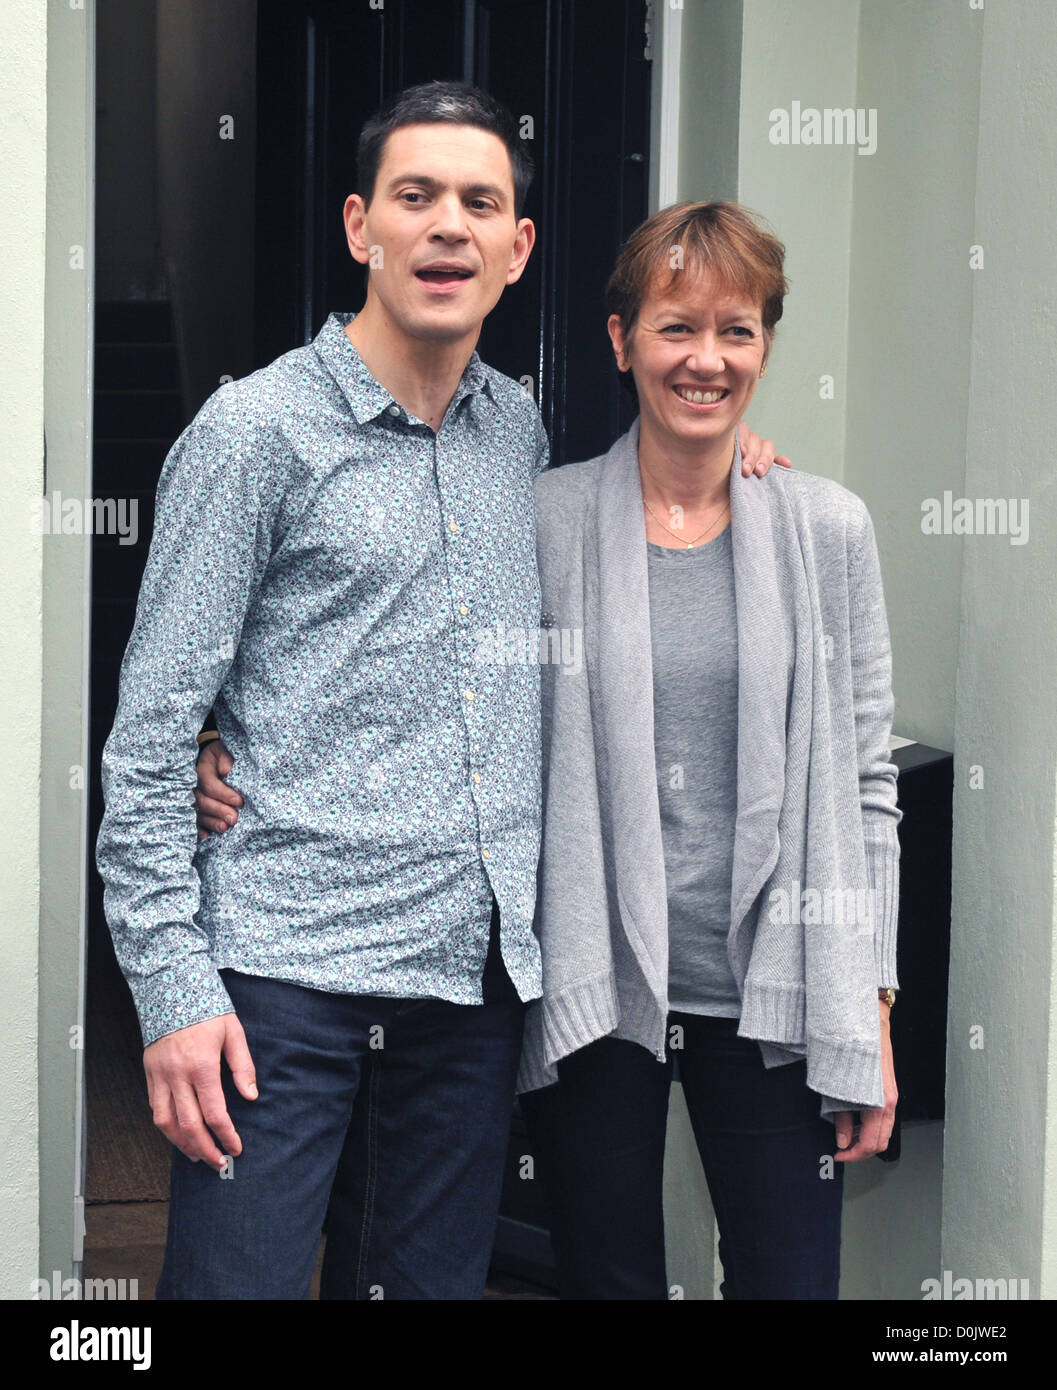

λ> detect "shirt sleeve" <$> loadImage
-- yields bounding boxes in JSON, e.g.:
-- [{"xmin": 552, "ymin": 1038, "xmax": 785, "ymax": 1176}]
[
  {"xmin": 95, "ymin": 390, "xmax": 278, "ymax": 1047},
  {"xmin": 529, "ymin": 402, "xmax": 551, "ymax": 479},
  {"xmin": 847, "ymin": 507, "xmax": 902, "ymax": 991}
]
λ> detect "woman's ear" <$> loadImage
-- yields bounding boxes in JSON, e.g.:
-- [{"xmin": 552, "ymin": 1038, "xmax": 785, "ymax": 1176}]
[{"xmin": 607, "ymin": 314, "xmax": 631, "ymax": 372}]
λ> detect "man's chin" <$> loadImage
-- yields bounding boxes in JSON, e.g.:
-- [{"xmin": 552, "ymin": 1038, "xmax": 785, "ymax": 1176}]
[{"xmin": 406, "ymin": 311, "xmax": 483, "ymax": 346}]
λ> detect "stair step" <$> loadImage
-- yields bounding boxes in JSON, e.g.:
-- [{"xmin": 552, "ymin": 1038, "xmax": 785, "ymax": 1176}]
[
  {"xmin": 93, "ymin": 389, "xmax": 184, "ymax": 440},
  {"xmin": 95, "ymin": 342, "xmax": 179, "ymax": 390},
  {"xmin": 95, "ymin": 301, "xmax": 173, "ymax": 344}
]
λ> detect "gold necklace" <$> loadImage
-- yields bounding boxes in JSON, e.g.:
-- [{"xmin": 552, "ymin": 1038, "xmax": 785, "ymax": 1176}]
[{"xmin": 642, "ymin": 495, "xmax": 730, "ymax": 548}]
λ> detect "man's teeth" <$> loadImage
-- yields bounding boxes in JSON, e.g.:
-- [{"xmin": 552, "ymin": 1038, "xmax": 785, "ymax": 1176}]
[{"xmin": 675, "ymin": 387, "xmax": 726, "ymax": 404}]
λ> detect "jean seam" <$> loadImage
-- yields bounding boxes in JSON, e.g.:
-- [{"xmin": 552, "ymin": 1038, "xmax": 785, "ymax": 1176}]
[{"xmin": 354, "ymin": 1053, "xmax": 382, "ymax": 1300}]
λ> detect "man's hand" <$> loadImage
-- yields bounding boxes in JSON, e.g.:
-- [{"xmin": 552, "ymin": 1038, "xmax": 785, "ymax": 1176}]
[
  {"xmin": 832, "ymin": 1001, "xmax": 898, "ymax": 1162},
  {"xmin": 195, "ymin": 737, "xmax": 242, "ymax": 840},
  {"xmin": 144, "ymin": 1013, "xmax": 258, "ymax": 1170},
  {"xmin": 737, "ymin": 420, "xmax": 793, "ymax": 477}
]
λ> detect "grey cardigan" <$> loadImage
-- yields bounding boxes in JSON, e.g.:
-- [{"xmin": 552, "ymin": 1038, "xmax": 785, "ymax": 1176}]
[{"xmin": 517, "ymin": 420, "xmax": 901, "ymax": 1116}]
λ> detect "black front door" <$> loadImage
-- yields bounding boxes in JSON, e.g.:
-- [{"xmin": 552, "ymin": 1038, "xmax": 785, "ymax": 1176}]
[{"xmin": 255, "ymin": 0, "xmax": 652, "ymax": 466}]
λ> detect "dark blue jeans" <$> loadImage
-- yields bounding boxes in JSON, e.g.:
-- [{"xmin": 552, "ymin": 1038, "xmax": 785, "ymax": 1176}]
[
  {"xmin": 156, "ymin": 901, "xmax": 524, "ymax": 1300},
  {"xmin": 520, "ymin": 1014, "xmax": 843, "ymax": 1300}
]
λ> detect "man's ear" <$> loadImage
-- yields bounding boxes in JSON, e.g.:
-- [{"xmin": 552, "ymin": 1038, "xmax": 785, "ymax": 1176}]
[
  {"xmin": 343, "ymin": 194, "xmax": 372, "ymax": 266},
  {"xmin": 505, "ymin": 218, "xmax": 537, "ymax": 286},
  {"xmin": 607, "ymin": 314, "xmax": 631, "ymax": 371}
]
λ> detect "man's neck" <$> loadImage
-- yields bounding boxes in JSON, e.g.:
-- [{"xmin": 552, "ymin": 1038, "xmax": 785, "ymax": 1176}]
[{"xmin": 344, "ymin": 299, "xmax": 478, "ymax": 433}]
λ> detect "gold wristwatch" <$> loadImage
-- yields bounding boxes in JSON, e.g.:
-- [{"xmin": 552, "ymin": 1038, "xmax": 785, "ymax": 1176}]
[{"xmin": 878, "ymin": 988, "xmax": 896, "ymax": 1009}]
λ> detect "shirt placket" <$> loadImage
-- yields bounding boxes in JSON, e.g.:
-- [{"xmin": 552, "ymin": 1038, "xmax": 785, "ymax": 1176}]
[{"xmin": 433, "ymin": 406, "xmax": 495, "ymax": 889}]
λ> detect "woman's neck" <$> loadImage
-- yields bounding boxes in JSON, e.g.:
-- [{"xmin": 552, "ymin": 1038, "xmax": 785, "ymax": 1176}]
[{"xmin": 636, "ymin": 420, "xmax": 735, "ymax": 511}]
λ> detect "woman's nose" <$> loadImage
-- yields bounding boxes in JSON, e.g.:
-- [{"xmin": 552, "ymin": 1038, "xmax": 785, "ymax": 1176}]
[{"xmin": 684, "ymin": 336, "xmax": 725, "ymax": 374}]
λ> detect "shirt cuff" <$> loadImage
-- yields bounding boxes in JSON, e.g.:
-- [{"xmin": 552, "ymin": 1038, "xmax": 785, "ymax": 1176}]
[
  {"xmin": 865, "ymin": 825, "xmax": 900, "ymax": 990},
  {"xmin": 129, "ymin": 954, "xmax": 237, "ymax": 1048}
]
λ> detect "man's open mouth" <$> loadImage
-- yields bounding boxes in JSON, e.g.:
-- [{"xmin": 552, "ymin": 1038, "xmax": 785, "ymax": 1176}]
[{"xmin": 415, "ymin": 266, "xmax": 475, "ymax": 285}]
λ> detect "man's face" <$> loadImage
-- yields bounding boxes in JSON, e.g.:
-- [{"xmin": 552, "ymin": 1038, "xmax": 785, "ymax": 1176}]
[{"xmin": 344, "ymin": 123, "xmax": 535, "ymax": 346}]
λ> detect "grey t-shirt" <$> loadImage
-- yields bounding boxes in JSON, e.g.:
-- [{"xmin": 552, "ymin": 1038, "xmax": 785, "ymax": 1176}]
[{"xmin": 646, "ymin": 524, "xmax": 741, "ymax": 1016}]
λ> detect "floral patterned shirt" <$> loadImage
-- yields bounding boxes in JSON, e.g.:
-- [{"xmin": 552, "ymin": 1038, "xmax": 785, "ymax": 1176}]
[{"xmin": 97, "ymin": 311, "xmax": 548, "ymax": 1045}]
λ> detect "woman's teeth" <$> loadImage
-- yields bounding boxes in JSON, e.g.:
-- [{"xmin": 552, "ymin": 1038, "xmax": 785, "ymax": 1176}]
[{"xmin": 674, "ymin": 387, "xmax": 727, "ymax": 404}]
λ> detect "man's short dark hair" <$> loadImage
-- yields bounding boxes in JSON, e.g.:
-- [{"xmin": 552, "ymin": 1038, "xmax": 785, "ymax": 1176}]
[{"xmin": 357, "ymin": 80, "xmax": 534, "ymax": 218}]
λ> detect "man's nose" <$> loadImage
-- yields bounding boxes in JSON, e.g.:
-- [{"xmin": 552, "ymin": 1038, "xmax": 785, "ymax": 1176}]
[{"xmin": 429, "ymin": 194, "xmax": 471, "ymax": 240}]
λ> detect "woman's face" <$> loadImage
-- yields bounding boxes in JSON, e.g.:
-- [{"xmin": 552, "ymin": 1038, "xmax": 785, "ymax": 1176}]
[{"xmin": 608, "ymin": 269, "xmax": 767, "ymax": 457}]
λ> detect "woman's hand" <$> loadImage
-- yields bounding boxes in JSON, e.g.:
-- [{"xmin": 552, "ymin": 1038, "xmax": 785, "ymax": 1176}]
[
  {"xmin": 737, "ymin": 420, "xmax": 793, "ymax": 477},
  {"xmin": 195, "ymin": 737, "xmax": 243, "ymax": 841},
  {"xmin": 832, "ymin": 1000, "xmax": 898, "ymax": 1161}
]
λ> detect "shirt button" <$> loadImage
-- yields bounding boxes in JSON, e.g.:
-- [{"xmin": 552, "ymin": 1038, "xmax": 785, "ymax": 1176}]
[
  {"xmin": 449, "ymin": 520, "xmax": 458, "ymax": 534},
  {"xmin": 464, "ymin": 689, "xmax": 475, "ymax": 702},
  {"xmin": 388, "ymin": 404, "xmax": 400, "ymax": 416},
  {"xmin": 473, "ymin": 772, "xmax": 481, "ymax": 784},
  {"xmin": 459, "ymin": 603, "xmax": 469, "ymax": 616},
  {"xmin": 482, "ymin": 848, "xmax": 491, "ymax": 860}
]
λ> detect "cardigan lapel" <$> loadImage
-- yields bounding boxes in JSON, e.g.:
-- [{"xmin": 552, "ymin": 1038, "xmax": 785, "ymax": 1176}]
[
  {"xmin": 594, "ymin": 419, "xmax": 669, "ymax": 994},
  {"xmin": 727, "ymin": 437, "xmax": 789, "ymax": 954},
  {"xmin": 592, "ymin": 422, "xmax": 791, "ymax": 997}
]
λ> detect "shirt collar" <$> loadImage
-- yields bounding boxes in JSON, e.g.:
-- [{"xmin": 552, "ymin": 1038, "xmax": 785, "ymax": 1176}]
[{"xmin": 313, "ymin": 310, "xmax": 493, "ymax": 426}]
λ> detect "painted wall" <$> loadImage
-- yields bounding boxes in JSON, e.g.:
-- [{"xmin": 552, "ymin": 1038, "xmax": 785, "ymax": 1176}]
[
  {"xmin": 734, "ymin": 0, "xmax": 860, "ymax": 480},
  {"xmin": 944, "ymin": 0, "xmax": 1057, "ymax": 1298},
  {"xmin": 844, "ymin": 0, "xmax": 981, "ymax": 752},
  {"xmin": 0, "ymin": 0, "xmax": 47, "ymax": 1299}
]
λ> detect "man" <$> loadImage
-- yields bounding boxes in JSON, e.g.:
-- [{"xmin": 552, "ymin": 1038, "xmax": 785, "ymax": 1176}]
[{"xmin": 97, "ymin": 80, "xmax": 782, "ymax": 1301}]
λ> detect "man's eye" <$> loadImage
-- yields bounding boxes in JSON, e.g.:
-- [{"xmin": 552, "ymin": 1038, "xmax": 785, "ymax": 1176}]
[
  {"xmin": 401, "ymin": 192, "xmax": 425, "ymax": 204},
  {"xmin": 661, "ymin": 324, "xmax": 689, "ymax": 333}
]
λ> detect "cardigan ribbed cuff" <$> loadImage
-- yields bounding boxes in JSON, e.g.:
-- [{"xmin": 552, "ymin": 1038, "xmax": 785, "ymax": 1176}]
[
  {"xmin": 865, "ymin": 824, "xmax": 901, "ymax": 989},
  {"xmin": 516, "ymin": 969, "xmax": 622, "ymax": 1093},
  {"xmin": 809, "ymin": 1032, "xmax": 884, "ymax": 1112}
]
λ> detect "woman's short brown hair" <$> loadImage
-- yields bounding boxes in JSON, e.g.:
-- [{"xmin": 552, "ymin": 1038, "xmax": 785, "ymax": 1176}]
[{"xmin": 606, "ymin": 200, "xmax": 788, "ymax": 349}]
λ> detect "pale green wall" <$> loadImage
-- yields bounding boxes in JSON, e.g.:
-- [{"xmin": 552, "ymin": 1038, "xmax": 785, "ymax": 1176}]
[
  {"xmin": 677, "ymin": 0, "xmax": 742, "ymax": 204},
  {"xmin": 0, "ymin": 0, "xmax": 47, "ymax": 1298},
  {"xmin": 844, "ymin": 0, "xmax": 981, "ymax": 752},
  {"xmin": 734, "ymin": 0, "xmax": 861, "ymax": 479},
  {"xmin": 944, "ymin": 0, "xmax": 1057, "ymax": 1297}
]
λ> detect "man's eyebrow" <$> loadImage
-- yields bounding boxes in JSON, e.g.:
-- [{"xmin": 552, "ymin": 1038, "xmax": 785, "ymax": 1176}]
[{"xmin": 384, "ymin": 173, "xmax": 510, "ymax": 202}]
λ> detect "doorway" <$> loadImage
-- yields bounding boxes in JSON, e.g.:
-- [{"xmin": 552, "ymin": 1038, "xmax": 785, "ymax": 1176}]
[{"xmin": 86, "ymin": 0, "xmax": 651, "ymax": 1296}]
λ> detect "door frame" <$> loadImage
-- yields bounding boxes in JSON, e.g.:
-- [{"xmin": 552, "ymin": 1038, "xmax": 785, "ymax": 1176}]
[{"xmin": 40, "ymin": 0, "xmax": 96, "ymax": 1286}]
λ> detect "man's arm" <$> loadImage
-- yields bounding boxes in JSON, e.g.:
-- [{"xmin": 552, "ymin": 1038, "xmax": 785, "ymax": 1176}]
[{"xmin": 96, "ymin": 390, "xmax": 277, "ymax": 1165}]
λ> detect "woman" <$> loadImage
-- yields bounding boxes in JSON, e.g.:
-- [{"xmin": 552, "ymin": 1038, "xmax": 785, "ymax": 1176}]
[
  {"xmin": 195, "ymin": 201, "xmax": 899, "ymax": 1301},
  {"xmin": 515, "ymin": 200, "xmax": 899, "ymax": 1300}
]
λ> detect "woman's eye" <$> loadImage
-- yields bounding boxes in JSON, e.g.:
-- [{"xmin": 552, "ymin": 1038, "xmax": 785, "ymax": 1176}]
[
  {"xmin": 661, "ymin": 324, "xmax": 689, "ymax": 334},
  {"xmin": 729, "ymin": 325, "xmax": 755, "ymax": 337}
]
